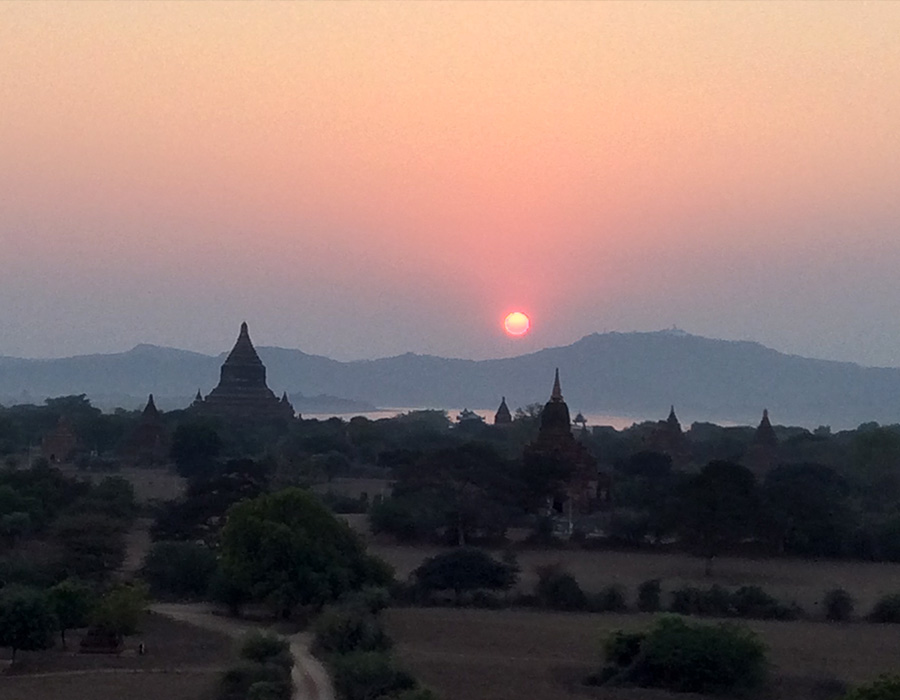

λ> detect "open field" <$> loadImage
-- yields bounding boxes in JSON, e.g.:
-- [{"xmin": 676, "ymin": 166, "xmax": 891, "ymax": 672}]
[
  {"xmin": 58, "ymin": 465, "xmax": 186, "ymax": 503},
  {"xmin": 384, "ymin": 607, "xmax": 900, "ymax": 700},
  {"xmin": 0, "ymin": 612, "xmax": 236, "ymax": 700},
  {"xmin": 0, "ymin": 671, "xmax": 222, "ymax": 700},
  {"xmin": 371, "ymin": 544, "xmax": 900, "ymax": 616}
]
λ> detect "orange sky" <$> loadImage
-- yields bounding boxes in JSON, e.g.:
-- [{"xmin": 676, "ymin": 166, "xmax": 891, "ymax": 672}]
[{"xmin": 2, "ymin": 2, "xmax": 900, "ymax": 364}]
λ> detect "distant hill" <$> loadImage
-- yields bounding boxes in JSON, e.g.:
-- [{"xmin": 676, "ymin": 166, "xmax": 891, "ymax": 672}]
[{"xmin": 2, "ymin": 331, "xmax": 900, "ymax": 428}]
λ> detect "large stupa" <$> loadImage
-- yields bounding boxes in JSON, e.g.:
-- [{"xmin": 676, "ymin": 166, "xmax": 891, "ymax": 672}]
[{"xmin": 193, "ymin": 322, "xmax": 295, "ymax": 421}]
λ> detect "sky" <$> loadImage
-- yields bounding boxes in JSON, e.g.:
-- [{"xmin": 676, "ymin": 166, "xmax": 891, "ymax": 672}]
[{"xmin": 3, "ymin": 2, "xmax": 900, "ymax": 366}]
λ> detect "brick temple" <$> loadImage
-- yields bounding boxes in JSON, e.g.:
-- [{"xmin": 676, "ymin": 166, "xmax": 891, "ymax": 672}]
[{"xmin": 192, "ymin": 322, "xmax": 295, "ymax": 421}]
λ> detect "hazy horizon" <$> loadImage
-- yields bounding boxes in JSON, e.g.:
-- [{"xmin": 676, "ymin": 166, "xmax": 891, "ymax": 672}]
[
  {"xmin": 4, "ymin": 3, "xmax": 900, "ymax": 366},
  {"xmin": 6, "ymin": 326, "xmax": 900, "ymax": 372}
]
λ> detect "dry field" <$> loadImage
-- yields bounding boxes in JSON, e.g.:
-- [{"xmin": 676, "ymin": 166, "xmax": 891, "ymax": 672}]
[
  {"xmin": 58, "ymin": 465, "xmax": 187, "ymax": 503},
  {"xmin": 371, "ymin": 544, "xmax": 900, "ymax": 616},
  {"xmin": 384, "ymin": 607, "xmax": 900, "ymax": 700},
  {"xmin": 0, "ymin": 612, "xmax": 236, "ymax": 700}
]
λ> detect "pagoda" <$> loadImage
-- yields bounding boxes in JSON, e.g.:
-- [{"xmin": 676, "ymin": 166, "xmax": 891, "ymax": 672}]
[
  {"xmin": 745, "ymin": 408, "xmax": 779, "ymax": 474},
  {"xmin": 493, "ymin": 397, "xmax": 512, "ymax": 425},
  {"xmin": 193, "ymin": 322, "xmax": 295, "ymax": 421},
  {"xmin": 753, "ymin": 409, "xmax": 778, "ymax": 447},
  {"xmin": 121, "ymin": 394, "xmax": 168, "ymax": 465},
  {"xmin": 523, "ymin": 369, "xmax": 603, "ymax": 516}
]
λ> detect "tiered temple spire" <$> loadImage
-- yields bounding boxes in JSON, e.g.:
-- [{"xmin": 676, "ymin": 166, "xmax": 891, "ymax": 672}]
[{"xmin": 193, "ymin": 322, "xmax": 295, "ymax": 421}]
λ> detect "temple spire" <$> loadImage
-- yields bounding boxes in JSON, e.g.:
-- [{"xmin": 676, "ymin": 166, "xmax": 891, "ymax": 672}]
[
  {"xmin": 754, "ymin": 408, "xmax": 778, "ymax": 447},
  {"xmin": 494, "ymin": 396, "xmax": 512, "ymax": 425},
  {"xmin": 551, "ymin": 368, "xmax": 563, "ymax": 402},
  {"xmin": 143, "ymin": 394, "xmax": 159, "ymax": 418}
]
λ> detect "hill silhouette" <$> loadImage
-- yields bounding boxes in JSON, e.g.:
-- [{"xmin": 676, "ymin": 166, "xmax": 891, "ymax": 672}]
[{"xmin": 2, "ymin": 330, "xmax": 899, "ymax": 428}]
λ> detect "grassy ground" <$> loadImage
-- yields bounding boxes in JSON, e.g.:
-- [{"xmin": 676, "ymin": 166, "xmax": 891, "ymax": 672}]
[
  {"xmin": 371, "ymin": 543, "xmax": 900, "ymax": 617},
  {"xmin": 384, "ymin": 607, "xmax": 900, "ymax": 700}
]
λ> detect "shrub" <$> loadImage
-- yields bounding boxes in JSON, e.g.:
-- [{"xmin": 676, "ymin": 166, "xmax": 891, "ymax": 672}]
[
  {"xmin": 470, "ymin": 591, "xmax": 505, "ymax": 609},
  {"xmin": 219, "ymin": 662, "xmax": 291, "ymax": 700},
  {"xmin": 868, "ymin": 594, "xmax": 900, "ymax": 623},
  {"xmin": 535, "ymin": 564, "xmax": 587, "ymax": 611},
  {"xmin": 241, "ymin": 631, "xmax": 293, "ymax": 669},
  {"xmin": 669, "ymin": 584, "xmax": 799, "ymax": 620},
  {"xmin": 328, "ymin": 651, "xmax": 416, "ymax": 700},
  {"xmin": 590, "ymin": 585, "xmax": 627, "ymax": 613},
  {"xmin": 391, "ymin": 689, "xmax": 439, "ymax": 700},
  {"xmin": 844, "ymin": 674, "xmax": 900, "ymax": 700},
  {"xmin": 637, "ymin": 579, "xmax": 662, "ymax": 612},
  {"xmin": 731, "ymin": 585, "xmax": 798, "ymax": 620},
  {"xmin": 339, "ymin": 586, "xmax": 391, "ymax": 615},
  {"xmin": 669, "ymin": 585, "xmax": 731, "ymax": 617},
  {"xmin": 246, "ymin": 680, "xmax": 292, "ymax": 700},
  {"xmin": 603, "ymin": 630, "xmax": 646, "ymax": 667},
  {"xmin": 313, "ymin": 606, "xmax": 391, "ymax": 656},
  {"xmin": 824, "ymin": 588, "xmax": 854, "ymax": 622},
  {"xmin": 598, "ymin": 616, "xmax": 768, "ymax": 695}
]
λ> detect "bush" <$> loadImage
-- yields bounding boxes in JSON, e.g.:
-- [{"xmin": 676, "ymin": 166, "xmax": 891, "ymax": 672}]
[
  {"xmin": 328, "ymin": 651, "xmax": 416, "ymax": 700},
  {"xmin": 590, "ymin": 585, "xmax": 627, "ymax": 613},
  {"xmin": 669, "ymin": 585, "xmax": 732, "ymax": 617},
  {"xmin": 598, "ymin": 616, "xmax": 768, "ymax": 695},
  {"xmin": 241, "ymin": 632, "xmax": 293, "ymax": 669},
  {"xmin": 844, "ymin": 674, "xmax": 900, "ymax": 700},
  {"xmin": 246, "ymin": 680, "xmax": 292, "ymax": 700},
  {"xmin": 313, "ymin": 606, "xmax": 392, "ymax": 656},
  {"xmin": 603, "ymin": 630, "xmax": 646, "ymax": 667},
  {"xmin": 868, "ymin": 594, "xmax": 900, "ymax": 623},
  {"xmin": 731, "ymin": 585, "xmax": 798, "ymax": 621},
  {"xmin": 535, "ymin": 564, "xmax": 587, "ymax": 611},
  {"xmin": 219, "ymin": 662, "xmax": 291, "ymax": 700},
  {"xmin": 637, "ymin": 579, "xmax": 662, "ymax": 612},
  {"xmin": 339, "ymin": 586, "xmax": 391, "ymax": 615},
  {"xmin": 669, "ymin": 584, "xmax": 799, "ymax": 620},
  {"xmin": 824, "ymin": 588, "xmax": 854, "ymax": 621},
  {"xmin": 140, "ymin": 541, "xmax": 217, "ymax": 598}
]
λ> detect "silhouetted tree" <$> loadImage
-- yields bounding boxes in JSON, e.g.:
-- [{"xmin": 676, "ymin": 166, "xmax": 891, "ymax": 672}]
[{"xmin": 680, "ymin": 461, "xmax": 758, "ymax": 575}]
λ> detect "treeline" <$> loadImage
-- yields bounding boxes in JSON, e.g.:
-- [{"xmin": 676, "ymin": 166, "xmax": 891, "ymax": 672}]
[
  {"xmin": 0, "ymin": 460, "xmax": 146, "ymax": 660},
  {"xmin": 7, "ymin": 396, "xmax": 900, "ymax": 565}
]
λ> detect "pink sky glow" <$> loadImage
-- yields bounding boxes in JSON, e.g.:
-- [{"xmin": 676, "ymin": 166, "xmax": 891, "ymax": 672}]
[{"xmin": 2, "ymin": 2, "xmax": 900, "ymax": 365}]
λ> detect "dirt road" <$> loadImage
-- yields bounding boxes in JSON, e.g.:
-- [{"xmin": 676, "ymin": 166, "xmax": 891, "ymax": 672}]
[{"xmin": 151, "ymin": 603, "xmax": 335, "ymax": 700}]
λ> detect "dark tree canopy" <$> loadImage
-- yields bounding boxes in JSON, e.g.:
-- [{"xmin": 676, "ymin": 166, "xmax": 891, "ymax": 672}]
[
  {"xmin": 218, "ymin": 488, "xmax": 392, "ymax": 616},
  {"xmin": 0, "ymin": 586, "xmax": 57, "ymax": 661},
  {"xmin": 413, "ymin": 548, "xmax": 518, "ymax": 599},
  {"xmin": 680, "ymin": 461, "xmax": 758, "ymax": 574}
]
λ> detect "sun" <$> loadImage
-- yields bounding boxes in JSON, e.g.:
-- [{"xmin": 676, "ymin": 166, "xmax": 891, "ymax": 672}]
[{"xmin": 503, "ymin": 311, "xmax": 531, "ymax": 337}]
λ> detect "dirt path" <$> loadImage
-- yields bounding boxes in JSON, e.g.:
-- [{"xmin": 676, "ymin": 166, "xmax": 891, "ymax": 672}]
[{"xmin": 151, "ymin": 603, "xmax": 335, "ymax": 700}]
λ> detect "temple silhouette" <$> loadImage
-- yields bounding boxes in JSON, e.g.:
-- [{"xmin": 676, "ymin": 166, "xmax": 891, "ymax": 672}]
[
  {"xmin": 121, "ymin": 394, "xmax": 167, "ymax": 465},
  {"xmin": 191, "ymin": 322, "xmax": 295, "ymax": 421},
  {"xmin": 523, "ymin": 369, "xmax": 605, "ymax": 519}
]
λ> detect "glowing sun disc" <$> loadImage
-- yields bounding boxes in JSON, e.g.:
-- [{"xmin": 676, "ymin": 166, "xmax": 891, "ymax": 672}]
[{"xmin": 504, "ymin": 311, "xmax": 531, "ymax": 336}]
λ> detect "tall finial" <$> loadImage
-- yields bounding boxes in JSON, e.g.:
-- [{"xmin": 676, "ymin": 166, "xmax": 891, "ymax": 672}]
[
  {"xmin": 240, "ymin": 321, "xmax": 248, "ymax": 335},
  {"xmin": 551, "ymin": 368, "xmax": 563, "ymax": 401}
]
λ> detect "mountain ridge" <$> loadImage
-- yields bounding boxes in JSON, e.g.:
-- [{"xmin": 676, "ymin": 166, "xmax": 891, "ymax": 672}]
[{"xmin": 1, "ymin": 330, "xmax": 899, "ymax": 428}]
